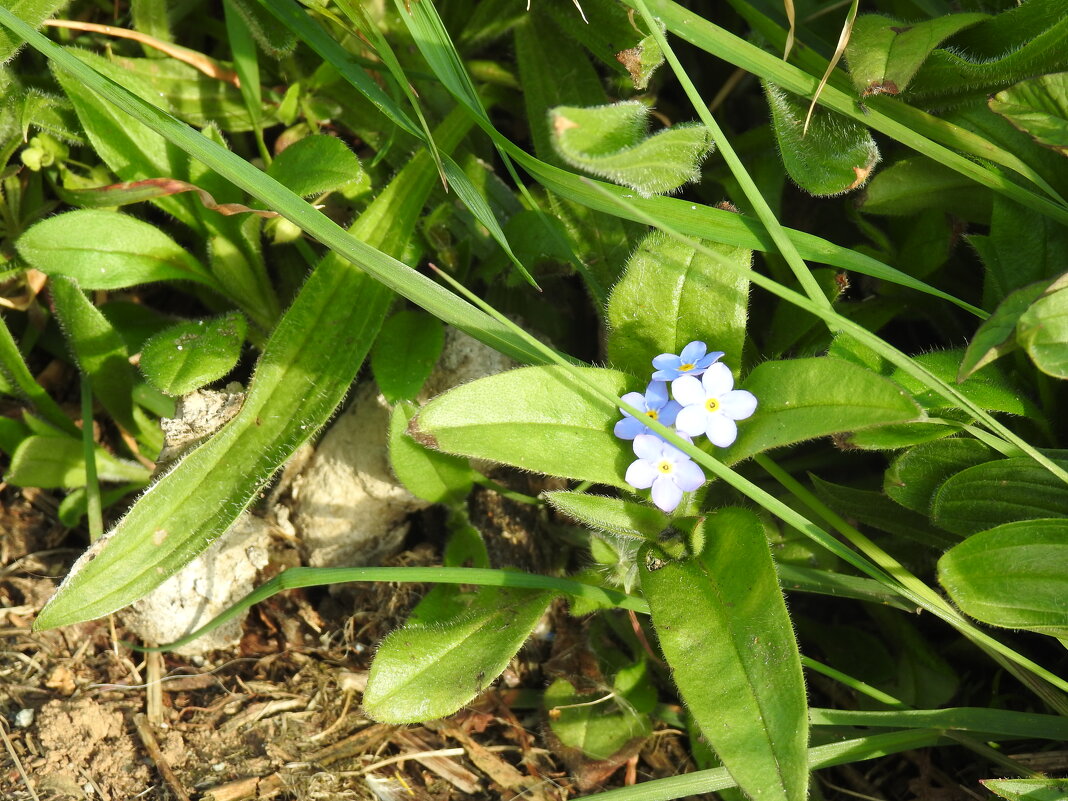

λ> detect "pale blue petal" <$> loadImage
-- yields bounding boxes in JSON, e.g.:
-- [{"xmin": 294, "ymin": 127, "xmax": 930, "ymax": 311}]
[
  {"xmin": 721, "ymin": 389, "xmax": 758, "ymax": 420},
  {"xmin": 680, "ymin": 341, "xmax": 707, "ymax": 363},
  {"xmin": 652, "ymin": 353, "xmax": 680, "ymax": 370},
  {"xmin": 671, "ymin": 375, "xmax": 705, "ymax": 406},
  {"xmin": 659, "ymin": 400, "xmax": 682, "ymax": 426},
  {"xmin": 652, "ymin": 368, "xmax": 678, "ymax": 381},
  {"xmin": 701, "ymin": 362, "xmax": 734, "ymax": 396},
  {"xmin": 625, "ymin": 459, "xmax": 657, "ymax": 489},
  {"xmin": 706, "ymin": 414, "xmax": 738, "ymax": 448},
  {"xmin": 675, "ymin": 405, "xmax": 708, "ymax": 437},
  {"xmin": 645, "ymin": 380, "xmax": 669, "ymax": 407},
  {"xmin": 695, "ymin": 350, "xmax": 725, "ymax": 370},
  {"xmin": 651, "ymin": 477, "xmax": 683, "ymax": 512},
  {"xmin": 633, "ymin": 433, "xmax": 664, "ymax": 460},
  {"xmin": 674, "ymin": 460, "xmax": 705, "ymax": 491},
  {"xmin": 614, "ymin": 417, "xmax": 646, "ymax": 439},
  {"xmin": 619, "ymin": 391, "xmax": 646, "ymax": 415}
]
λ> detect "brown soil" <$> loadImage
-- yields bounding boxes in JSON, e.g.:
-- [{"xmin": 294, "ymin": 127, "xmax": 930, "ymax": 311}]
[{"xmin": 0, "ymin": 484, "xmax": 703, "ymax": 801}]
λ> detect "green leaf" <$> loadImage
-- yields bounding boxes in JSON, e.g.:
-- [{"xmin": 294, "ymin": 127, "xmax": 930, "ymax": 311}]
[
  {"xmin": 763, "ymin": 82, "xmax": 880, "ymax": 197},
  {"xmin": 0, "ymin": 313, "xmax": 79, "ymax": 436},
  {"xmin": 139, "ymin": 312, "xmax": 248, "ymax": 396},
  {"xmin": 266, "ymin": 134, "xmax": 365, "ymax": 197},
  {"xmin": 959, "ymin": 279, "xmax": 1050, "ymax": 380},
  {"xmin": 932, "ymin": 458, "xmax": 1068, "ymax": 536},
  {"xmin": 981, "ymin": 778, "xmax": 1068, "ymax": 801},
  {"xmin": 844, "ymin": 13, "xmax": 989, "ymax": 97},
  {"xmin": 363, "ymin": 586, "xmax": 553, "ymax": 723},
  {"xmin": 906, "ymin": 0, "xmax": 1068, "ymax": 105},
  {"xmin": 722, "ymin": 357, "xmax": 924, "ymax": 464},
  {"xmin": 388, "ymin": 402, "xmax": 473, "ymax": 505},
  {"xmin": 606, "ymin": 231, "xmax": 749, "ymax": 376},
  {"xmin": 49, "ymin": 276, "xmax": 152, "ymax": 445},
  {"xmin": 371, "ymin": 311, "xmax": 445, "ymax": 404},
  {"xmin": 544, "ymin": 673, "xmax": 653, "ymax": 759},
  {"xmin": 549, "ymin": 101, "xmax": 713, "ymax": 197},
  {"xmin": 809, "ymin": 475, "xmax": 959, "ymax": 550},
  {"xmin": 640, "ymin": 507, "xmax": 808, "ymax": 801},
  {"xmin": 227, "ymin": 0, "xmax": 296, "ymax": 57},
  {"xmin": 616, "ymin": 27, "xmax": 666, "ymax": 91},
  {"xmin": 891, "ymin": 349, "xmax": 1036, "ymax": 418},
  {"xmin": 543, "ymin": 490, "xmax": 668, "ymax": 542},
  {"xmin": 0, "ymin": 0, "xmax": 67, "ymax": 62},
  {"xmin": 17, "ymin": 210, "xmax": 219, "ymax": 291},
  {"xmin": 884, "ymin": 439, "xmax": 996, "ymax": 514},
  {"xmin": 938, "ymin": 519, "xmax": 1068, "ymax": 638},
  {"xmin": 860, "ymin": 157, "xmax": 991, "ymax": 222},
  {"xmin": 989, "ymin": 72, "xmax": 1068, "ymax": 156},
  {"xmin": 1016, "ymin": 272, "xmax": 1068, "ymax": 379},
  {"xmin": 6, "ymin": 434, "xmax": 150, "ymax": 488},
  {"xmin": 412, "ymin": 365, "xmax": 632, "ymax": 488}
]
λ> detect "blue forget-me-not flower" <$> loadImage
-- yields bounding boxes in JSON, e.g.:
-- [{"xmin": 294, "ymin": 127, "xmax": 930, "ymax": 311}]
[
  {"xmin": 613, "ymin": 380, "xmax": 682, "ymax": 440},
  {"xmin": 625, "ymin": 434, "xmax": 705, "ymax": 514},
  {"xmin": 651, "ymin": 340, "xmax": 724, "ymax": 381}
]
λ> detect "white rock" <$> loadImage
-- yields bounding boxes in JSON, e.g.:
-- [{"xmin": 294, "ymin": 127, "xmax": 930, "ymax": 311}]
[{"xmin": 120, "ymin": 514, "xmax": 271, "ymax": 655}]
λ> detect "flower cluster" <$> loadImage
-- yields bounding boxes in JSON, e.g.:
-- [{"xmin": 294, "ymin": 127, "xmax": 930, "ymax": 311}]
[{"xmin": 614, "ymin": 341, "xmax": 757, "ymax": 513}]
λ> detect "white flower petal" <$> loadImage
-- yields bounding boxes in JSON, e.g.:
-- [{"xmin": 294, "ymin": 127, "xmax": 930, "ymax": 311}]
[
  {"xmin": 720, "ymin": 389, "xmax": 758, "ymax": 420},
  {"xmin": 651, "ymin": 477, "xmax": 684, "ymax": 512},
  {"xmin": 671, "ymin": 375, "xmax": 705, "ymax": 406},
  {"xmin": 625, "ymin": 459, "xmax": 657, "ymax": 489},
  {"xmin": 701, "ymin": 362, "xmax": 734, "ymax": 396},
  {"xmin": 633, "ymin": 433, "xmax": 664, "ymax": 460},
  {"xmin": 675, "ymin": 405, "xmax": 708, "ymax": 437},
  {"xmin": 706, "ymin": 414, "xmax": 739, "ymax": 448},
  {"xmin": 674, "ymin": 460, "xmax": 705, "ymax": 492}
]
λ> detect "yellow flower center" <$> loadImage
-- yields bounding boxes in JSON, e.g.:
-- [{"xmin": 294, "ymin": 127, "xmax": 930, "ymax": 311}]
[
  {"xmin": 705, "ymin": 397, "xmax": 720, "ymax": 413},
  {"xmin": 679, "ymin": 362, "xmax": 696, "ymax": 372},
  {"xmin": 645, "ymin": 409, "xmax": 659, "ymax": 420},
  {"xmin": 657, "ymin": 460, "xmax": 674, "ymax": 474}
]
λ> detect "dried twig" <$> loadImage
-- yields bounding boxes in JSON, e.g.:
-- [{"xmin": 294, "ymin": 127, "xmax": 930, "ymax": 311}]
[{"xmin": 133, "ymin": 712, "xmax": 192, "ymax": 801}]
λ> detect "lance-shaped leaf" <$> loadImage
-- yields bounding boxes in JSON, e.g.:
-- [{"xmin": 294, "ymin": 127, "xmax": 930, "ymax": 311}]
[
  {"xmin": 884, "ymin": 439, "xmax": 995, "ymax": 514},
  {"xmin": 17, "ymin": 210, "xmax": 220, "ymax": 291},
  {"xmin": 722, "ymin": 357, "xmax": 923, "ymax": 464},
  {"xmin": 764, "ymin": 82, "xmax": 880, "ymax": 197},
  {"xmin": 1016, "ymin": 272, "xmax": 1068, "ymax": 379},
  {"xmin": 543, "ymin": 491, "xmax": 668, "ymax": 542},
  {"xmin": 49, "ymin": 276, "xmax": 158, "ymax": 449},
  {"xmin": 982, "ymin": 778, "xmax": 1068, "ymax": 801},
  {"xmin": 989, "ymin": 72, "xmax": 1068, "ymax": 156},
  {"xmin": 844, "ymin": 13, "xmax": 988, "ymax": 97},
  {"xmin": 938, "ymin": 519, "xmax": 1068, "ymax": 639},
  {"xmin": 549, "ymin": 101, "xmax": 713, "ymax": 197},
  {"xmin": 371, "ymin": 311, "xmax": 445, "ymax": 404},
  {"xmin": 932, "ymin": 458, "xmax": 1068, "ymax": 536},
  {"xmin": 6, "ymin": 435, "xmax": 150, "ymax": 488},
  {"xmin": 607, "ymin": 231, "xmax": 749, "ymax": 375},
  {"xmin": 640, "ymin": 507, "xmax": 808, "ymax": 801},
  {"xmin": 363, "ymin": 586, "xmax": 554, "ymax": 723},
  {"xmin": 412, "ymin": 365, "xmax": 632, "ymax": 488},
  {"xmin": 139, "ymin": 312, "xmax": 248, "ymax": 396},
  {"xmin": 959, "ymin": 279, "xmax": 1050, "ymax": 380},
  {"xmin": 389, "ymin": 402, "xmax": 473, "ymax": 505}
]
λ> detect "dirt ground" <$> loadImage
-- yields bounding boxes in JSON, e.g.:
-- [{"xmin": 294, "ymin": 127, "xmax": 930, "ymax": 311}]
[{"xmin": 0, "ymin": 484, "xmax": 705, "ymax": 801}]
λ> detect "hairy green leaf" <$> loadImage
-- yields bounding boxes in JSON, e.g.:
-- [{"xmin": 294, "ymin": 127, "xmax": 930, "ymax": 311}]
[
  {"xmin": 723, "ymin": 357, "xmax": 924, "ymax": 464},
  {"xmin": 371, "ymin": 311, "xmax": 445, "ymax": 404},
  {"xmin": 764, "ymin": 82, "xmax": 880, "ymax": 196},
  {"xmin": 939, "ymin": 519, "xmax": 1068, "ymax": 638},
  {"xmin": 884, "ymin": 439, "xmax": 996, "ymax": 514},
  {"xmin": 550, "ymin": 101, "xmax": 712, "ymax": 197},
  {"xmin": 607, "ymin": 231, "xmax": 749, "ymax": 376},
  {"xmin": 139, "ymin": 312, "xmax": 248, "ymax": 396},
  {"xmin": 933, "ymin": 458, "xmax": 1068, "ymax": 536},
  {"xmin": 543, "ymin": 491, "xmax": 668, "ymax": 542},
  {"xmin": 412, "ymin": 365, "xmax": 632, "ymax": 488},
  {"xmin": 640, "ymin": 507, "xmax": 808, "ymax": 801},
  {"xmin": 267, "ymin": 134, "xmax": 365, "ymax": 197},
  {"xmin": 989, "ymin": 72, "xmax": 1068, "ymax": 156},
  {"xmin": 844, "ymin": 13, "xmax": 988, "ymax": 97},
  {"xmin": 363, "ymin": 586, "xmax": 553, "ymax": 723},
  {"xmin": 6, "ymin": 434, "xmax": 150, "ymax": 488},
  {"xmin": 388, "ymin": 402, "xmax": 473, "ymax": 505},
  {"xmin": 17, "ymin": 210, "xmax": 219, "ymax": 291},
  {"xmin": 1016, "ymin": 272, "xmax": 1068, "ymax": 379}
]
